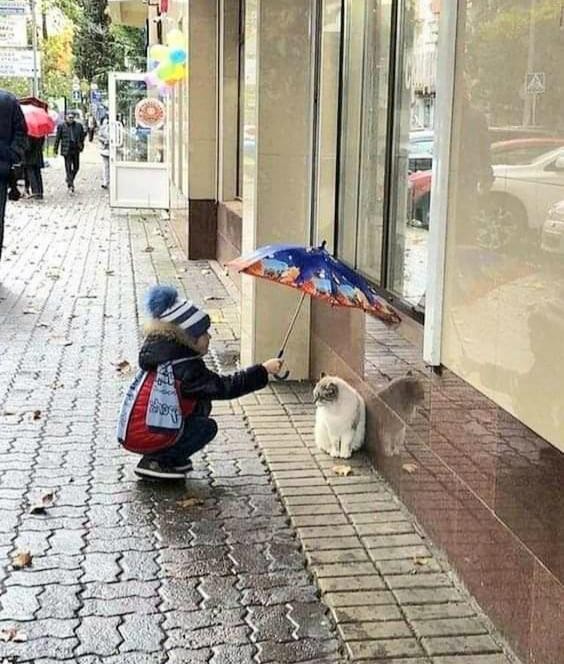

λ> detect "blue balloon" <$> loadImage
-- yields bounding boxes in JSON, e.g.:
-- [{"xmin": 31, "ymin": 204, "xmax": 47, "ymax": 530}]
[{"xmin": 169, "ymin": 48, "xmax": 187, "ymax": 65}]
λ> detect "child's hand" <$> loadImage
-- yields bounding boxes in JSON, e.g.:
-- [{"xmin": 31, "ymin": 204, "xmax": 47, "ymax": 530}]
[{"xmin": 263, "ymin": 358, "xmax": 284, "ymax": 375}]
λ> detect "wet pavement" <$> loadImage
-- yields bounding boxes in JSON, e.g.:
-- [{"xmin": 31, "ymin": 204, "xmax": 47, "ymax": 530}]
[{"xmin": 0, "ymin": 153, "xmax": 519, "ymax": 663}]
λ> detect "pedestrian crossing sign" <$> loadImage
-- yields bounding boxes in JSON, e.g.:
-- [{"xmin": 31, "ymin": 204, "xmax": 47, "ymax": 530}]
[{"xmin": 526, "ymin": 72, "xmax": 545, "ymax": 95}]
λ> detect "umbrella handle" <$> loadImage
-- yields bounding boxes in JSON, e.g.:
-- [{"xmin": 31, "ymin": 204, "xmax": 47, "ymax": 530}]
[{"xmin": 274, "ymin": 349, "xmax": 290, "ymax": 381}]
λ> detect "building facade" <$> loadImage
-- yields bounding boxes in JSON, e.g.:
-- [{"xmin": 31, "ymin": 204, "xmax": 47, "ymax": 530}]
[{"xmin": 110, "ymin": 1, "xmax": 564, "ymax": 661}]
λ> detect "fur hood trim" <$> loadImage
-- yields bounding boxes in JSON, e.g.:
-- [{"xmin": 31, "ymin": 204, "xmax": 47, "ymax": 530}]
[{"xmin": 143, "ymin": 319, "xmax": 197, "ymax": 348}]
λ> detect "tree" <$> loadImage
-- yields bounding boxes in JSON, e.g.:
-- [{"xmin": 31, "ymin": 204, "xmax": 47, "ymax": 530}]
[{"xmin": 73, "ymin": 0, "xmax": 115, "ymax": 86}]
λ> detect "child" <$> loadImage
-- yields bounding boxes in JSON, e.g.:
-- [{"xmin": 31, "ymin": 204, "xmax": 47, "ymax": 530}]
[{"xmin": 118, "ymin": 285, "xmax": 283, "ymax": 479}]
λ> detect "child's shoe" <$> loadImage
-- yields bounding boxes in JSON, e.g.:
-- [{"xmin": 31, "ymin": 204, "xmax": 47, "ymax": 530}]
[{"xmin": 134, "ymin": 458, "xmax": 186, "ymax": 480}]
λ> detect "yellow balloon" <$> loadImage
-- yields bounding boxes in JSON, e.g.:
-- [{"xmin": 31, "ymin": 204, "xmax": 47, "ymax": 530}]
[
  {"xmin": 171, "ymin": 64, "xmax": 186, "ymax": 81},
  {"xmin": 166, "ymin": 29, "xmax": 185, "ymax": 49},
  {"xmin": 149, "ymin": 44, "xmax": 170, "ymax": 62}
]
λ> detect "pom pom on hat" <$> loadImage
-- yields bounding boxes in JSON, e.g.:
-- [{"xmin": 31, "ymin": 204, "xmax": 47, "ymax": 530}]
[
  {"xmin": 144, "ymin": 284, "xmax": 211, "ymax": 338},
  {"xmin": 145, "ymin": 285, "xmax": 179, "ymax": 318}
]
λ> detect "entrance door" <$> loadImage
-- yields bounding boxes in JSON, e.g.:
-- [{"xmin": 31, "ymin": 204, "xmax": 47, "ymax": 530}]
[{"xmin": 108, "ymin": 72, "xmax": 169, "ymax": 209}]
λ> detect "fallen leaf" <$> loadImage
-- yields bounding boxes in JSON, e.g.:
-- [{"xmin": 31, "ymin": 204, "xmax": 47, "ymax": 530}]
[
  {"xmin": 37, "ymin": 323, "xmax": 50, "ymax": 329},
  {"xmin": 201, "ymin": 269, "xmax": 211, "ymax": 276},
  {"xmin": 22, "ymin": 309, "xmax": 39, "ymax": 315},
  {"xmin": 143, "ymin": 246, "xmax": 154, "ymax": 253},
  {"xmin": 29, "ymin": 491, "xmax": 55, "ymax": 514},
  {"xmin": 332, "ymin": 464, "xmax": 353, "ymax": 477},
  {"xmin": 0, "ymin": 626, "xmax": 27, "ymax": 643},
  {"xmin": 204, "ymin": 296, "xmax": 224, "ymax": 302},
  {"xmin": 402, "ymin": 463, "xmax": 418, "ymax": 474},
  {"xmin": 413, "ymin": 557, "xmax": 428, "ymax": 567},
  {"xmin": 176, "ymin": 497, "xmax": 203, "ymax": 508},
  {"xmin": 113, "ymin": 360, "xmax": 132, "ymax": 374},
  {"xmin": 32, "ymin": 410, "xmax": 41, "ymax": 421},
  {"xmin": 12, "ymin": 549, "xmax": 33, "ymax": 570},
  {"xmin": 105, "ymin": 270, "xmax": 115, "ymax": 276}
]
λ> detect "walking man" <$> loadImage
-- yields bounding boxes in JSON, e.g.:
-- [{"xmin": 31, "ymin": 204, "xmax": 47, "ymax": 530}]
[
  {"xmin": 0, "ymin": 88, "xmax": 27, "ymax": 262},
  {"xmin": 54, "ymin": 112, "xmax": 85, "ymax": 193}
]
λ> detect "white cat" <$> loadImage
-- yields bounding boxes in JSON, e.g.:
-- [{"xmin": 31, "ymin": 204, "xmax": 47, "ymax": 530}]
[{"xmin": 313, "ymin": 375, "xmax": 365, "ymax": 459}]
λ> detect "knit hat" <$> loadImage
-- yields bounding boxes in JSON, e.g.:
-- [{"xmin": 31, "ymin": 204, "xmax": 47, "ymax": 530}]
[{"xmin": 145, "ymin": 285, "xmax": 211, "ymax": 338}]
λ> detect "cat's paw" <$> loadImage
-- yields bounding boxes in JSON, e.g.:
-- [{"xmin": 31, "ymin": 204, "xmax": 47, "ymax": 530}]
[{"xmin": 329, "ymin": 448, "xmax": 341, "ymax": 458}]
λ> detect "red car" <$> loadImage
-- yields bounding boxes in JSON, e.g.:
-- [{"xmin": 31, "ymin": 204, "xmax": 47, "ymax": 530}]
[{"xmin": 408, "ymin": 137, "xmax": 564, "ymax": 228}]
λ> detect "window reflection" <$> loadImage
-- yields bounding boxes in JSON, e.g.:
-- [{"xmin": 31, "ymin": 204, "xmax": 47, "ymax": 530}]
[{"xmin": 443, "ymin": 0, "xmax": 564, "ymax": 451}]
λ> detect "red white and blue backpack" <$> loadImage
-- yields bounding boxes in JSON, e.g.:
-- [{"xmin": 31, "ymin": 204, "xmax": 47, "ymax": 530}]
[{"xmin": 116, "ymin": 359, "xmax": 196, "ymax": 454}]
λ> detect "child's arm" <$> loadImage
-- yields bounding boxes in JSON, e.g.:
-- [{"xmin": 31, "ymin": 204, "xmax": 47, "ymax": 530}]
[{"xmin": 179, "ymin": 359, "xmax": 283, "ymax": 401}]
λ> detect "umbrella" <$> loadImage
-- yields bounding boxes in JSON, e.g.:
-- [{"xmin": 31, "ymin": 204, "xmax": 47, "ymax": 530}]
[
  {"xmin": 20, "ymin": 104, "xmax": 55, "ymax": 138},
  {"xmin": 19, "ymin": 96, "xmax": 48, "ymax": 111},
  {"xmin": 228, "ymin": 241, "xmax": 401, "ymax": 379}
]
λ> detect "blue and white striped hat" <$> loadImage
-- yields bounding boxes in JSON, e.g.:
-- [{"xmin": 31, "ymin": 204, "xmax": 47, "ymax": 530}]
[{"xmin": 145, "ymin": 285, "xmax": 211, "ymax": 338}]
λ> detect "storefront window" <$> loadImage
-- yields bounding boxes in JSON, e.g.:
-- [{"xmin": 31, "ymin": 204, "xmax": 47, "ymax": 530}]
[
  {"xmin": 314, "ymin": 0, "xmax": 342, "ymax": 253},
  {"xmin": 356, "ymin": 0, "xmax": 392, "ymax": 283},
  {"xmin": 333, "ymin": 0, "xmax": 439, "ymax": 311},
  {"xmin": 442, "ymin": 0, "xmax": 564, "ymax": 451},
  {"xmin": 387, "ymin": 0, "xmax": 439, "ymax": 309},
  {"xmin": 337, "ymin": 0, "xmax": 365, "ymax": 265}
]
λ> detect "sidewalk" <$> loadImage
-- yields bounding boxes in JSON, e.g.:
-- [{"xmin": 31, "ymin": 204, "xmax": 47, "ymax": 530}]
[{"xmin": 0, "ymin": 157, "xmax": 518, "ymax": 663}]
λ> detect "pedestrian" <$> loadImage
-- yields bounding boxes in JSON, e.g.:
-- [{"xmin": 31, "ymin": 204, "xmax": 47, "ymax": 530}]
[
  {"xmin": 117, "ymin": 285, "xmax": 284, "ymax": 479},
  {"xmin": 23, "ymin": 136, "xmax": 45, "ymax": 199},
  {"xmin": 54, "ymin": 112, "xmax": 85, "ymax": 193},
  {"xmin": 98, "ymin": 116, "xmax": 110, "ymax": 190},
  {"xmin": 87, "ymin": 113, "xmax": 96, "ymax": 142},
  {"xmin": 0, "ymin": 88, "xmax": 27, "ymax": 262}
]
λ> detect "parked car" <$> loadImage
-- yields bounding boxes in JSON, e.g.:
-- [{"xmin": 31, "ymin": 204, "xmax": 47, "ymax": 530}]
[
  {"xmin": 407, "ymin": 137, "xmax": 564, "ymax": 231},
  {"xmin": 408, "ymin": 130, "xmax": 434, "ymax": 173},
  {"xmin": 541, "ymin": 200, "xmax": 564, "ymax": 255}
]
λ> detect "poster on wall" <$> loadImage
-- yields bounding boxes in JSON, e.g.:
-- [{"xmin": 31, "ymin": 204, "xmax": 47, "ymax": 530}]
[{"xmin": 134, "ymin": 97, "xmax": 166, "ymax": 129}]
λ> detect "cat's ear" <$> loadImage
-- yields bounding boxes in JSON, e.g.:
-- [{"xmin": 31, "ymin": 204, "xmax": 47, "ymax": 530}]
[
  {"xmin": 320, "ymin": 371, "xmax": 327, "ymax": 380},
  {"xmin": 406, "ymin": 370, "xmax": 413, "ymax": 377}
]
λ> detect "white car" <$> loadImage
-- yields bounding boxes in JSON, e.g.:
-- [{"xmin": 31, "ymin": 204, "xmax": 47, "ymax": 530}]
[
  {"xmin": 541, "ymin": 200, "xmax": 564, "ymax": 254},
  {"xmin": 486, "ymin": 147, "xmax": 564, "ymax": 243}
]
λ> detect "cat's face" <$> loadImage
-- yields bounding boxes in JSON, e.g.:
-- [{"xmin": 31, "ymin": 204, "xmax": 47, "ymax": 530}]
[{"xmin": 313, "ymin": 375, "xmax": 340, "ymax": 405}]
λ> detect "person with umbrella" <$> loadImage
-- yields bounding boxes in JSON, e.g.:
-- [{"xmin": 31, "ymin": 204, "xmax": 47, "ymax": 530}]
[
  {"xmin": 0, "ymin": 89, "xmax": 27, "ymax": 262},
  {"xmin": 22, "ymin": 135, "xmax": 45, "ymax": 199},
  {"xmin": 54, "ymin": 111, "xmax": 85, "ymax": 193}
]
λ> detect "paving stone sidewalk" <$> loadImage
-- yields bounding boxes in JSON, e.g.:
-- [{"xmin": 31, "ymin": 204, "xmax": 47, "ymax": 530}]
[{"xmin": 0, "ymin": 158, "xmax": 519, "ymax": 663}]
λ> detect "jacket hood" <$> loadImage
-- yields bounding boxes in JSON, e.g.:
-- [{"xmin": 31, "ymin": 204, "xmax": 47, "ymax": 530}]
[{"xmin": 139, "ymin": 321, "xmax": 200, "ymax": 370}]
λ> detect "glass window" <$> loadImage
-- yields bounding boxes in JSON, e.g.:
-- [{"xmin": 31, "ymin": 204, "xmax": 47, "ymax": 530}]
[
  {"xmin": 387, "ymin": 0, "xmax": 439, "ymax": 309},
  {"xmin": 236, "ymin": 0, "xmax": 245, "ymax": 198},
  {"xmin": 114, "ymin": 79, "xmax": 166, "ymax": 164},
  {"xmin": 313, "ymin": 0, "xmax": 342, "ymax": 253},
  {"xmin": 356, "ymin": 0, "xmax": 393, "ymax": 283},
  {"xmin": 337, "ymin": 0, "xmax": 365, "ymax": 265},
  {"xmin": 442, "ymin": 1, "xmax": 564, "ymax": 451}
]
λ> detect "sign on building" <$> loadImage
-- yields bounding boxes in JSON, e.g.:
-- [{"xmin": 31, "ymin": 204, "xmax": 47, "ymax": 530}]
[
  {"xmin": 526, "ymin": 72, "xmax": 546, "ymax": 95},
  {"xmin": 0, "ymin": 1, "xmax": 28, "ymax": 16},
  {"xmin": 0, "ymin": 15, "xmax": 27, "ymax": 46},
  {"xmin": 0, "ymin": 48, "xmax": 41, "ymax": 78}
]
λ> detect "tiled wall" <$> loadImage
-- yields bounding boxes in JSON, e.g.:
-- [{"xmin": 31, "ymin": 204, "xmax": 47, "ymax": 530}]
[{"xmin": 310, "ymin": 300, "xmax": 564, "ymax": 664}]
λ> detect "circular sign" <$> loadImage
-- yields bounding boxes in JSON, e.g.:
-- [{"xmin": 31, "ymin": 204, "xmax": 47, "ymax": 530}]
[{"xmin": 134, "ymin": 98, "xmax": 166, "ymax": 129}]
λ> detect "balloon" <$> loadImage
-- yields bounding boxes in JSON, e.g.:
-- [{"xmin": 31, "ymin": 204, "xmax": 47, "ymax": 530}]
[
  {"xmin": 156, "ymin": 61, "xmax": 175, "ymax": 80},
  {"xmin": 171, "ymin": 64, "xmax": 186, "ymax": 81},
  {"xmin": 144, "ymin": 71, "xmax": 159, "ymax": 88},
  {"xmin": 149, "ymin": 44, "xmax": 170, "ymax": 62},
  {"xmin": 157, "ymin": 83, "xmax": 172, "ymax": 96},
  {"xmin": 166, "ymin": 29, "xmax": 184, "ymax": 49},
  {"xmin": 169, "ymin": 48, "xmax": 187, "ymax": 65}
]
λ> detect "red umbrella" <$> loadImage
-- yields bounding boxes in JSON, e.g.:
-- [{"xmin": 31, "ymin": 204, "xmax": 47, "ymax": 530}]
[{"xmin": 21, "ymin": 104, "xmax": 55, "ymax": 138}]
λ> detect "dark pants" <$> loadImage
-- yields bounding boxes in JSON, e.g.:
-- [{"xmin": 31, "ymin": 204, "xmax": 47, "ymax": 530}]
[
  {"xmin": 0, "ymin": 179, "xmax": 7, "ymax": 261},
  {"xmin": 88, "ymin": 128, "xmax": 95, "ymax": 142},
  {"xmin": 25, "ymin": 166, "xmax": 43, "ymax": 197},
  {"xmin": 149, "ymin": 416, "xmax": 218, "ymax": 467},
  {"xmin": 64, "ymin": 151, "xmax": 80, "ymax": 187}
]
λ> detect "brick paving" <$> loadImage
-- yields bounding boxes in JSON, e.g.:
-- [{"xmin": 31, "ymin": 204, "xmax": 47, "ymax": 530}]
[{"xmin": 0, "ymin": 156, "xmax": 519, "ymax": 663}]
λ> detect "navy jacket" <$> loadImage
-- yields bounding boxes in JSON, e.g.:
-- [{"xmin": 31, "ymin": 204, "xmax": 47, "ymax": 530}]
[
  {"xmin": 54, "ymin": 121, "xmax": 85, "ymax": 156},
  {"xmin": 0, "ymin": 90, "xmax": 27, "ymax": 181},
  {"xmin": 139, "ymin": 333, "xmax": 268, "ymax": 418}
]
